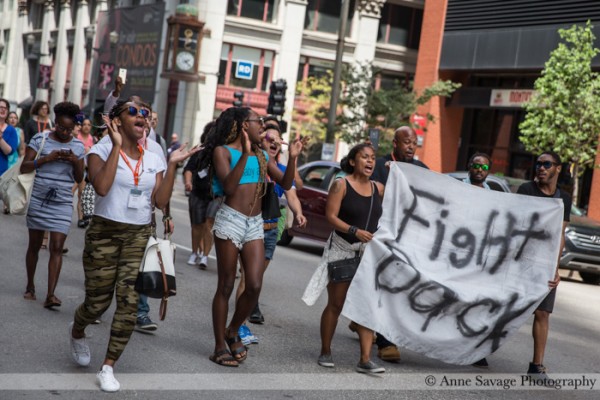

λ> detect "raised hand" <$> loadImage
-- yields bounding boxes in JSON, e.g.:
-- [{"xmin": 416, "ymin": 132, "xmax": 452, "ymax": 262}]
[
  {"xmin": 168, "ymin": 142, "xmax": 201, "ymax": 166},
  {"xmin": 241, "ymin": 129, "xmax": 252, "ymax": 154},
  {"xmin": 102, "ymin": 115, "xmax": 122, "ymax": 147},
  {"xmin": 289, "ymin": 136, "xmax": 304, "ymax": 159}
]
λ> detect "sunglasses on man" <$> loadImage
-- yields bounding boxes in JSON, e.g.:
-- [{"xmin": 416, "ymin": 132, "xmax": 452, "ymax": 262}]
[
  {"xmin": 535, "ymin": 161, "xmax": 558, "ymax": 170},
  {"xmin": 470, "ymin": 163, "xmax": 489, "ymax": 171}
]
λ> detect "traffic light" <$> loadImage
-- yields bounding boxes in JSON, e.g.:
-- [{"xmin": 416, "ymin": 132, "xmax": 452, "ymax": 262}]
[
  {"xmin": 233, "ymin": 91, "xmax": 244, "ymax": 107},
  {"xmin": 267, "ymin": 79, "xmax": 287, "ymax": 115}
]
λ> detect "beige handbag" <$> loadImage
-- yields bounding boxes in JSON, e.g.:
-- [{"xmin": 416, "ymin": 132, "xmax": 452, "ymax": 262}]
[{"xmin": 0, "ymin": 134, "xmax": 47, "ymax": 215}]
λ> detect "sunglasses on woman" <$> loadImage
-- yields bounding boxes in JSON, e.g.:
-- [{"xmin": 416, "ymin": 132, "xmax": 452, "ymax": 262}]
[{"xmin": 119, "ymin": 105, "xmax": 150, "ymax": 118}]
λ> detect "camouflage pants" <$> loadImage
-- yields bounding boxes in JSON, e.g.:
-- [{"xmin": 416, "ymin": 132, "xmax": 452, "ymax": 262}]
[{"xmin": 73, "ymin": 216, "xmax": 150, "ymax": 362}]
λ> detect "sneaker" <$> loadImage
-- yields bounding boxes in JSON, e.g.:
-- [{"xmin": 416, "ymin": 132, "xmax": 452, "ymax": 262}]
[
  {"xmin": 199, "ymin": 255, "xmax": 208, "ymax": 270},
  {"xmin": 96, "ymin": 365, "xmax": 120, "ymax": 392},
  {"xmin": 318, "ymin": 354, "xmax": 334, "ymax": 368},
  {"xmin": 527, "ymin": 362, "xmax": 554, "ymax": 386},
  {"xmin": 187, "ymin": 252, "xmax": 199, "ymax": 266},
  {"xmin": 238, "ymin": 324, "xmax": 259, "ymax": 345},
  {"xmin": 134, "ymin": 315, "xmax": 158, "ymax": 333},
  {"xmin": 69, "ymin": 322, "xmax": 90, "ymax": 367},
  {"xmin": 472, "ymin": 358, "xmax": 489, "ymax": 368},
  {"xmin": 377, "ymin": 345, "xmax": 401, "ymax": 362},
  {"xmin": 356, "ymin": 360, "xmax": 385, "ymax": 374},
  {"xmin": 248, "ymin": 304, "xmax": 265, "ymax": 324}
]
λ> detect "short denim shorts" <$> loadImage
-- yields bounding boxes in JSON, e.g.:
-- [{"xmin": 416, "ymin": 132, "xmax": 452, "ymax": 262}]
[
  {"xmin": 264, "ymin": 226, "xmax": 279, "ymax": 260},
  {"xmin": 212, "ymin": 203, "xmax": 264, "ymax": 250}
]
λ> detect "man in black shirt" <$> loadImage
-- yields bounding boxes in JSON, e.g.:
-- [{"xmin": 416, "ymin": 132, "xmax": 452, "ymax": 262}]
[
  {"xmin": 367, "ymin": 126, "xmax": 428, "ymax": 362},
  {"xmin": 517, "ymin": 151, "xmax": 571, "ymax": 382},
  {"xmin": 371, "ymin": 126, "xmax": 428, "ymax": 184}
]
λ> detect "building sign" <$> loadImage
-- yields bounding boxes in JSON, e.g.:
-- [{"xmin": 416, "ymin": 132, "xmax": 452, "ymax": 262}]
[
  {"xmin": 95, "ymin": 3, "xmax": 165, "ymax": 102},
  {"xmin": 321, "ymin": 142, "xmax": 335, "ymax": 161},
  {"xmin": 235, "ymin": 60, "xmax": 254, "ymax": 80},
  {"xmin": 37, "ymin": 65, "xmax": 52, "ymax": 89},
  {"xmin": 490, "ymin": 89, "xmax": 536, "ymax": 108}
]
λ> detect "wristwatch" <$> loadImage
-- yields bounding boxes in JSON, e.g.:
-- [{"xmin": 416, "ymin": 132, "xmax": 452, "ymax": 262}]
[{"xmin": 348, "ymin": 225, "xmax": 358, "ymax": 236}]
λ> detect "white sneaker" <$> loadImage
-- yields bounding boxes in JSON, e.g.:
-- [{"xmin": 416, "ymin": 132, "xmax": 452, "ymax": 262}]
[
  {"xmin": 69, "ymin": 322, "xmax": 90, "ymax": 367},
  {"xmin": 199, "ymin": 255, "xmax": 208, "ymax": 269},
  {"xmin": 186, "ymin": 252, "xmax": 199, "ymax": 265},
  {"xmin": 97, "ymin": 365, "xmax": 120, "ymax": 392}
]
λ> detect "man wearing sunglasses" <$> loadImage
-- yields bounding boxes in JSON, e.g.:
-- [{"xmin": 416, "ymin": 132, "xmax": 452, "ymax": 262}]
[
  {"xmin": 463, "ymin": 153, "xmax": 492, "ymax": 190},
  {"xmin": 516, "ymin": 151, "xmax": 571, "ymax": 383},
  {"xmin": 462, "ymin": 152, "xmax": 492, "ymax": 369}
]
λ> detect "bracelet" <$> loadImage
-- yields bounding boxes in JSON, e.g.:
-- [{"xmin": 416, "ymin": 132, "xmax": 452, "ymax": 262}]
[
  {"xmin": 162, "ymin": 215, "xmax": 172, "ymax": 222},
  {"xmin": 348, "ymin": 225, "xmax": 358, "ymax": 236},
  {"xmin": 33, "ymin": 159, "xmax": 38, "ymax": 170}
]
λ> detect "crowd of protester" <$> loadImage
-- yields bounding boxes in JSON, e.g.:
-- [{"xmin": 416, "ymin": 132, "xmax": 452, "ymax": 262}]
[{"xmin": 0, "ymin": 84, "xmax": 568, "ymax": 391}]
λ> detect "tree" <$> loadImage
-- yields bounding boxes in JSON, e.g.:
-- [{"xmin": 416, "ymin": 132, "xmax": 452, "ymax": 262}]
[
  {"xmin": 293, "ymin": 63, "xmax": 460, "ymax": 160},
  {"xmin": 337, "ymin": 62, "xmax": 460, "ymax": 146},
  {"xmin": 520, "ymin": 21, "xmax": 600, "ymax": 205}
]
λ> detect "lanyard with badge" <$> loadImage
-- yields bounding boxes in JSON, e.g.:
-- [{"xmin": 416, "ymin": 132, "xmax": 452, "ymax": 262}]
[{"xmin": 120, "ymin": 145, "xmax": 145, "ymax": 209}]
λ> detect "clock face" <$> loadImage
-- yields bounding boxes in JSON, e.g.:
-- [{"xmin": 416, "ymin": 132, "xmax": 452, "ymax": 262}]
[{"xmin": 176, "ymin": 51, "xmax": 195, "ymax": 72}]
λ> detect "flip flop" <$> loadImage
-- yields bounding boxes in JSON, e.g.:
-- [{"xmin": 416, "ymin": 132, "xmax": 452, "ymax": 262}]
[
  {"xmin": 209, "ymin": 349, "xmax": 239, "ymax": 367},
  {"xmin": 23, "ymin": 289, "xmax": 36, "ymax": 301},
  {"xmin": 43, "ymin": 295, "xmax": 62, "ymax": 308},
  {"xmin": 225, "ymin": 334, "xmax": 248, "ymax": 362}
]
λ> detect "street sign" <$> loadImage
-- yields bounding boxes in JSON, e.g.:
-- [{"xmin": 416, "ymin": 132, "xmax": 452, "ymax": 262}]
[
  {"xmin": 235, "ymin": 60, "xmax": 254, "ymax": 80},
  {"xmin": 321, "ymin": 143, "xmax": 335, "ymax": 161}
]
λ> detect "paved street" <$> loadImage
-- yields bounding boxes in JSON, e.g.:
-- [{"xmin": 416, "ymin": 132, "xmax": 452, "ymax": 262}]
[{"xmin": 1, "ymin": 181, "xmax": 599, "ymax": 399}]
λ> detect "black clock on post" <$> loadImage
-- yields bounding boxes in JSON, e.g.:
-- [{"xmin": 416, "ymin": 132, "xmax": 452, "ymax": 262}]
[{"xmin": 161, "ymin": 4, "xmax": 205, "ymax": 81}]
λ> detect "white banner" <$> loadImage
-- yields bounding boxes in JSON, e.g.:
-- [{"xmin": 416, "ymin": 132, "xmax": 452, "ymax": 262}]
[{"xmin": 342, "ymin": 163, "xmax": 564, "ymax": 365}]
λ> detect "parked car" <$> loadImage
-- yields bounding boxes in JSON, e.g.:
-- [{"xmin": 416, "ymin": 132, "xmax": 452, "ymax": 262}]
[{"xmin": 281, "ymin": 163, "xmax": 600, "ymax": 285}]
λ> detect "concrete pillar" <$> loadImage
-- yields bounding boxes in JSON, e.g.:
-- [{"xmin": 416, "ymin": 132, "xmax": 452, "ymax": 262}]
[
  {"xmin": 353, "ymin": 0, "xmax": 384, "ymax": 63},
  {"xmin": 277, "ymin": 0, "xmax": 308, "ymax": 125},
  {"xmin": 4, "ymin": 4, "xmax": 30, "ymax": 105},
  {"xmin": 51, "ymin": 0, "xmax": 72, "ymax": 107},
  {"xmin": 192, "ymin": 0, "xmax": 228, "ymax": 143},
  {"xmin": 151, "ymin": 0, "xmax": 178, "ymax": 132},
  {"xmin": 85, "ymin": 0, "xmax": 107, "ymax": 110},
  {"xmin": 68, "ymin": 0, "xmax": 90, "ymax": 106},
  {"xmin": 36, "ymin": 0, "xmax": 56, "ymax": 102}
]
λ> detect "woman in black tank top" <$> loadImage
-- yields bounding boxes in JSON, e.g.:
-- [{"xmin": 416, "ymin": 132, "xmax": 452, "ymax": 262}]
[{"xmin": 318, "ymin": 143, "xmax": 386, "ymax": 373}]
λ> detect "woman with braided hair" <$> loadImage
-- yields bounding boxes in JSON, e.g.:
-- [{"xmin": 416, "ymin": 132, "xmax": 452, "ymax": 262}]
[{"xmin": 208, "ymin": 107, "xmax": 303, "ymax": 367}]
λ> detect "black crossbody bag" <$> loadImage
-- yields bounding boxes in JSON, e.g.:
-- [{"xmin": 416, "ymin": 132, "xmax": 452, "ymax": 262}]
[{"xmin": 327, "ymin": 181, "xmax": 374, "ymax": 283}]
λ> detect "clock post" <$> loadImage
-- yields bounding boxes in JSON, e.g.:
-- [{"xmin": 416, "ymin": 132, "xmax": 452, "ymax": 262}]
[{"xmin": 161, "ymin": 4, "xmax": 205, "ymax": 82}]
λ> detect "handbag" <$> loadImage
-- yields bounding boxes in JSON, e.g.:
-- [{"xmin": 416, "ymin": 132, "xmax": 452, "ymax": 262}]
[
  {"xmin": 327, "ymin": 181, "xmax": 375, "ymax": 283},
  {"xmin": 262, "ymin": 181, "xmax": 282, "ymax": 220},
  {"xmin": 135, "ymin": 209, "xmax": 177, "ymax": 320},
  {"xmin": 0, "ymin": 133, "xmax": 47, "ymax": 215}
]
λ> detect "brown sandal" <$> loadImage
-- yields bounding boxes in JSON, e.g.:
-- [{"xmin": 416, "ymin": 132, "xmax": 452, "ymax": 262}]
[
  {"xmin": 225, "ymin": 333, "xmax": 248, "ymax": 362},
  {"xmin": 209, "ymin": 349, "xmax": 239, "ymax": 367},
  {"xmin": 23, "ymin": 289, "xmax": 36, "ymax": 301},
  {"xmin": 43, "ymin": 295, "xmax": 62, "ymax": 308}
]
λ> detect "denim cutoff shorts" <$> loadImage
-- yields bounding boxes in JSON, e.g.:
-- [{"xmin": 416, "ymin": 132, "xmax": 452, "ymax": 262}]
[
  {"xmin": 264, "ymin": 226, "xmax": 279, "ymax": 260},
  {"xmin": 212, "ymin": 203, "xmax": 264, "ymax": 249}
]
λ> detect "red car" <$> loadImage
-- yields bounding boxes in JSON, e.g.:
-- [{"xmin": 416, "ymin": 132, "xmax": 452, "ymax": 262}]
[{"xmin": 278, "ymin": 161, "xmax": 341, "ymax": 246}]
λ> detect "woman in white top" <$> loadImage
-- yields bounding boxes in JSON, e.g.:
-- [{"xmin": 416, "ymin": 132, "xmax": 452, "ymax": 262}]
[{"xmin": 68, "ymin": 99, "xmax": 198, "ymax": 393}]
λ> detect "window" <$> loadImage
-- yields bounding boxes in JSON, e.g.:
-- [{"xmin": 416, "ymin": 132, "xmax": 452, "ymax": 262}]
[
  {"xmin": 376, "ymin": 72, "xmax": 412, "ymax": 91},
  {"xmin": 304, "ymin": 0, "xmax": 354, "ymax": 35},
  {"xmin": 377, "ymin": 4, "xmax": 422, "ymax": 49},
  {"xmin": 218, "ymin": 44, "xmax": 274, "ymax": 91},
  {"xmin": 297, "ymin": 57, "xmax": 334, "ymax": 83},
  {"xmin": 1, "ymin": 29, "xmax": 9, "ymax": 65},
  {"xmin": 228, "ymin": 0, "xmax": 275, "ymax": 22},
  {"xmin": 302, "ymin": 166, "xmax": 332, "ymax": 189}
]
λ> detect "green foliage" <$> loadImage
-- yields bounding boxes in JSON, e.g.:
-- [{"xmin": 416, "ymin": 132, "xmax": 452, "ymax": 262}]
[
  {"xmin": 520, "ymin": 21, "xmax": 600, "ymax": 183},
  {"xmin": 294, "ymin": 62, "xmax": 460, "ymax": 153}
]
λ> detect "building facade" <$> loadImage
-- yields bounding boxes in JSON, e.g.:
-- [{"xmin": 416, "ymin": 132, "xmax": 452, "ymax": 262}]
[
  {"xmin": 0, "ymin": 0, "xmax": 424, "ymax": 153},
  {"xmin": 414, "ymin": 0, "xmax": 600, "ymax": 218}
]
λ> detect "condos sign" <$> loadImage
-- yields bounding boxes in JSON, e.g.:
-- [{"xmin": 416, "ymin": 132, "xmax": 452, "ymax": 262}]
[{"xmin": 95, "ymin": 3, "xmax": 165, "ymax": 102}]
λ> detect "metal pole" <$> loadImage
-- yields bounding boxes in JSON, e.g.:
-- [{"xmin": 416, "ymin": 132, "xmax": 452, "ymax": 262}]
[
  {"xmin": 325, "ymin": 0, "xmax": 350, "ymax": 144},
  {"xmin": 89, "ymin": 51, "xmax": 100, "ymax": 118}
]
